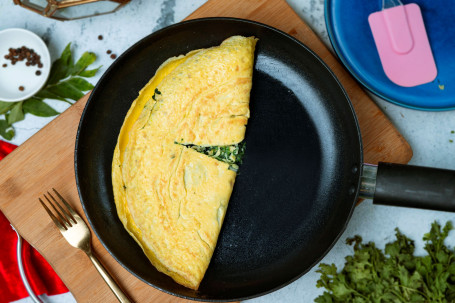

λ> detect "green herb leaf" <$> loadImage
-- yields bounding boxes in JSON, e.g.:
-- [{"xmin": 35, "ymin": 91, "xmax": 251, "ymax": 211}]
[
  {"xmin": 46, "ymin": 58, "xmax": 67, "ymax": 85},
  {"xmin": 7, "ymin": 102, "xmax": 24, "ymax": 125},
  {"xmin": 35, "ymin": 88, "xmax": 69, "ymax": 102},
  {"xmin": 47, "ymin": 81, "xmax": 85, "ymax": 101},
  {"xmin": 47, "ymin": 43, "xmax": 73, "ymax": 85},
  {"xmin": 60, "ymin": 43, "xmax": 72, "ymax": 65},
  {"xmin": 0, "ymin": 119, "xmax": 14, "ymax": 140},
  {"xmin": 0, "ymin": 101, "xmax": 15, "ymax": 115},
  {"xmin": 66, "ymin": 77, "xmax": 94, "ymax": 91},
  {"xmin": 23, "ymin": 98, "xmax": 59, "ymax": 117},
  {"xmin": 78, "ymin": 66, "xmax": 101, "ymax": 77},
  {"xmin": 152, "ymin": 88, "xmax": 162, "ymax": 101},
  {"xmin": 71, "ymin": 51, "xmax": 96, "ymax": 76}
]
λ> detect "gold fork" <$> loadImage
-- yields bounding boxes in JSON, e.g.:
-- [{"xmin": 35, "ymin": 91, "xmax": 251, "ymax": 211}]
[{"xmin": 39, "ymin": 188, "xmax": 132, "ymax": 303}]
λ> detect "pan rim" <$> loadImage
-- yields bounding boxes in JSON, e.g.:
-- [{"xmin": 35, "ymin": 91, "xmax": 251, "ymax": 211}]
[{"xmin": 74, "ymin": 16, "xmax": 363, "ymax": 302}]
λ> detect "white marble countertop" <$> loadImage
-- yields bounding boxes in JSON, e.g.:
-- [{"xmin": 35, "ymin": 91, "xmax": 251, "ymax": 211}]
[{"xmin": 1, "ymin": 1, "xmax": 454, "ymax": 303}]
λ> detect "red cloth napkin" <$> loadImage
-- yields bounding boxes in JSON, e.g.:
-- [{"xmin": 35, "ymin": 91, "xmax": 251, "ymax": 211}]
[{"xmin": 0, "ymin": 140, "xmax": 68, "ymax": 302}]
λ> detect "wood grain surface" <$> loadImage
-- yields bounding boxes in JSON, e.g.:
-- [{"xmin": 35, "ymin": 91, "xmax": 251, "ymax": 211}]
[{"xmin": 0, "ymin": 0, "xmax": 412, "ymax": 302}]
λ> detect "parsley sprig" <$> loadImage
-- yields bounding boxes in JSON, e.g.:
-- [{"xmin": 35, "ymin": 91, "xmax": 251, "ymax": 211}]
[
  {"xmin": 316, "ymin": 221, "xmax": 455, "ymax": 302},
  {"xmin": 0, "ymin": 43, "xmax": 100, "ymax": 140}
]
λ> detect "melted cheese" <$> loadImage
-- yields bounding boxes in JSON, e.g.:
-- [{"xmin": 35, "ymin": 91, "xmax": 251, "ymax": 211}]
[{"xmin": 112, "ymin": 36, "xmax": 257, "ymax": 290}]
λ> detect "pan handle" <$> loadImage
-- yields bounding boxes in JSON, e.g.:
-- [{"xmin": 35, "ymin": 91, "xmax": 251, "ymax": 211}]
[{"xmin": 360, "ymin": 162, "xmax": 455, "ymax": 212}]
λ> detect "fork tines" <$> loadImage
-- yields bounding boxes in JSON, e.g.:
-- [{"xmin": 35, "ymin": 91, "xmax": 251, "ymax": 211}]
[{"xmin": 39, "ymin": 188, "xmax": 77, "ymax": 231}]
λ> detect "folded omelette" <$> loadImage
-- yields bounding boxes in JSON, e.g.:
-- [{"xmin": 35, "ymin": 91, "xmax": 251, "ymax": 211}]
[{"xmin": 112, "ymin": 36, "xmax": 257, "ymax": 290}]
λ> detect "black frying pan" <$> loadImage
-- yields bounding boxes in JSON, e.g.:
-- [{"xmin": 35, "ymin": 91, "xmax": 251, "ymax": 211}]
[{"xmin": 75, "ymin": 18, "xmax": 455, "ymax": 302}]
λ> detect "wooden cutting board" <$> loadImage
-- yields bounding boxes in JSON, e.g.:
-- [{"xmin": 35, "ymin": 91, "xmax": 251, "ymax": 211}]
[{"xmin": 0, "ymin": 0, "xmax": 412, "ymax": 302}]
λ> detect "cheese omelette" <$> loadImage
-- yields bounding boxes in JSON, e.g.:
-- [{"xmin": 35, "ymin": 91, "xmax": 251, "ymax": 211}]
[{"xmin": 112, "ymin": 36, "xmax": 257, "ymax": 290}]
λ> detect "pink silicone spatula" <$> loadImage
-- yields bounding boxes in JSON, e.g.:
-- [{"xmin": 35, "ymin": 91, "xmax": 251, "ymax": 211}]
[{"xmin": 368, "ymin": 0, "xmax": 437, "ymax": 87}]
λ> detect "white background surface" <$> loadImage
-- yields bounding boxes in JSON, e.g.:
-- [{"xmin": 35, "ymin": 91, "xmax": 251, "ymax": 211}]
[{"xmin": 1, "ymin": 0, "xmax": 454, "ymax": 302}]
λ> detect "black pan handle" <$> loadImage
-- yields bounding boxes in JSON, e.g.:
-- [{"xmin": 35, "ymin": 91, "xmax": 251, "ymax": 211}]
[{"xmin": 367, "ymin": 162, "xmax": 455, "ymax": 212}]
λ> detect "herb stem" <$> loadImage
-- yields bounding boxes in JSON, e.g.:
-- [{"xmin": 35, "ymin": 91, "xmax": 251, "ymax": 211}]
[
  {"xmin": 60, "ymin": 98, "xmax": 74, "ymax": 105},
  {"xmin": 398, "ymin": 284, "xmax": 430, "ymax": 301}
]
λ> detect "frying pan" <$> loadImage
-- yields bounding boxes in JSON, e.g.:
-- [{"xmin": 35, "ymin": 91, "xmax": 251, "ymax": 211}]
[{"xmin": 74, "ymin": 18, "xmax": 455, "ymax": 301}]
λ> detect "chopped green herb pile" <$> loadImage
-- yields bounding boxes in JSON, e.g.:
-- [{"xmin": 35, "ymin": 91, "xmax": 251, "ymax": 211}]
[
  {"xmin": 315, "ymin": 221, "xmax": 455, "ymax": 303},
  {"xmin": 0, "ymin": 43, "xmax": 100, "ymax": 140},
  {"xmin": 178, "ymin": 141, "xmax": 246, "ymax": 171}
]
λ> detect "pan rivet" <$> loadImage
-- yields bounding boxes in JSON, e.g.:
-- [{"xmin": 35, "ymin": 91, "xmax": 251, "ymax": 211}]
[
  {"xmin": 349, "ymin": 186, "xmax": 356, "ymax": 195},
  {"xmin": 351, "ymin": 165, "xmax": 358, "ymax": 174}
]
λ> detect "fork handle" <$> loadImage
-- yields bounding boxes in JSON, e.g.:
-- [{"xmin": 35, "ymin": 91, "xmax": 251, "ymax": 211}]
[{"xmin": 86, "ymin": 251, "xmax": 133, "ymax": 303}]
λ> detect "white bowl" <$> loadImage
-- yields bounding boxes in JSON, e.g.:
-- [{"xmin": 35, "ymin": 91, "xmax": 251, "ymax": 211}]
[{"xmin": 0, "ymin": 28, "xmax": 51, "ymax": 102}]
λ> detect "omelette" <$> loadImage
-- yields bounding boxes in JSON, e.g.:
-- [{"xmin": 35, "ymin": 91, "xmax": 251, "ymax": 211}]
[{"xmin": 112, "ymin": 36, "xmax": 257, "ymax": 290}]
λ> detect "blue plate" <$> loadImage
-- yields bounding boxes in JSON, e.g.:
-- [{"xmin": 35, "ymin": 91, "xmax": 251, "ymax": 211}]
[{"xmin": 325, "ymin": 0, "xmax": 455, "ymax": 111}]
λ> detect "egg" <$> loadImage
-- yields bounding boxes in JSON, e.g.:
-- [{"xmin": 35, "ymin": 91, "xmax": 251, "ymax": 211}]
[{"xmin": 112, "ymin": 36, "xmax": 257, "ymax": 289}]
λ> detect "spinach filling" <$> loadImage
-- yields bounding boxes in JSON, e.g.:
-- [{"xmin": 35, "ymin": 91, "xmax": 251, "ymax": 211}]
[{"xmin": 177, "ymin": 141, "xmax": 246, "ymax": 172}]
